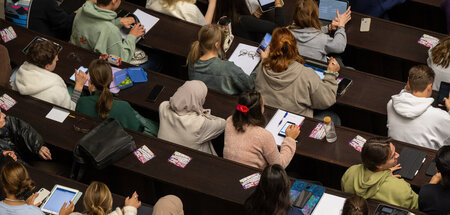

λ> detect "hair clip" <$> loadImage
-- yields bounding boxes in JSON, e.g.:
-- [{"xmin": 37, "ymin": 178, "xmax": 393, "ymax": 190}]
[{"xmin": 236, "ymin": 104, "xmax": 249, "ymax": 114}]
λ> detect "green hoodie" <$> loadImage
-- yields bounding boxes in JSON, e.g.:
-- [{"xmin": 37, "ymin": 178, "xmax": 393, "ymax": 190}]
[
  {"xmin": 70, "ymin": 1, "xmax": 136, "ymax": 62},
  {"xmin": 341, "ymin": 164, "xmax": 418, "ymax": 209}
]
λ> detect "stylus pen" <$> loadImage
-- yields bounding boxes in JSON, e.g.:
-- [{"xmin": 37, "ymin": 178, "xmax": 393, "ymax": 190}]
[{"xmin": 278, "ymin": 112, "xmax": 288, "ymax": 126}]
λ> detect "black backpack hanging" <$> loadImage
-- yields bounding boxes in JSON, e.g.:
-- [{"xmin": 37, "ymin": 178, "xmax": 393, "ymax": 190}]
[{"xmin": 70, "ymin": 118, "xmax": 136, "ymax": 181}]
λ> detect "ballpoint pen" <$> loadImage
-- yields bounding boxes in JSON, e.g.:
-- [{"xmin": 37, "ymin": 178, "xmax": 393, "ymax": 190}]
[{"xmin": 278, "ymin": 112, "xmax": 288, "ymax": 126}]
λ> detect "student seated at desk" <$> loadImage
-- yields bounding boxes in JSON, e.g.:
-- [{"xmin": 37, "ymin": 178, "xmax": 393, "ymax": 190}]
[
  {"xmin": 158, "ymin": 80, "xmax": 225, "ymax": 155},
  {"xmin": 348, "ymin": 0, "xmax": 405, "ymax": 18},
  {"xmin": 419, "ymin": 145, "xmax": 450, "ymax": 215},
  {"xmin": 68, "ymin": 181, "xmax": 184, "ymax": 215},
  {"xmin": 341, "ymin": 137, "xmax": 419, "ymax": 209},
  {"xmin": 289, "ymin": 0, "xmax": 351, "ymax": 63},
  {"xmin": 244, "ymin": 164, "xmax": 292, "ymax": 215},
  {"xmin": 0, "ymin": 162, "xmax": 49, "ymax": 215},
  {"xmin": 71, "ymin": 0, "xmax": 146, "ymax": 64},
  {"xmin": 215, "ymin": 0, "xmax": 285, "ymax": 41},
  {"xmin": 13, "ymin": 40, "xmax": 88, "ymax": 111},
  {"xmin": 342, "ymin": 195, "xmax": 368, "ymax": 215},
  {"xmin": 187, "ymin": 24, "xmax": 256, "ymax": 95},
  {"xmin": 146, "ymin": 0, "xmax": 216, "ymax": 26},
  {"xmin": 428, "ymin": 36, "xmax": 450, "ymax": 91},
  {"xmin": 387, "ymin": 65, "xmax": 450, "ymax": 150},
  {"xmin": 0, "ymin": 44, "xmax": 12, "ymax": 88},
  {"xmin": 224, "ymin": 91, "xmax": 300, "ymax": 169},
  {"xmin": 4, "ymin": 0, "xmax": 75, "ymax": 41},
  {"xmin": 0, "ymin": 109, "xmax": 53, "ymax": 164},
  {"xmin": 76, "ymin": 59, "xmax": 158, "ymax": 136},
  {"xmin": 255, "ymin": 27, "xmax": 340, "ymax": 119}
]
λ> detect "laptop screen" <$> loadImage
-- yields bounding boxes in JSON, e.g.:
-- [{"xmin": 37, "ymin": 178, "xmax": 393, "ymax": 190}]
[
  {"xmin": 42, "ymin": 188, "xmax": 76, "ymax": 213},
  {"xmin": 319, "ymin": 0, "xmax": 348, "ymax": 21}
]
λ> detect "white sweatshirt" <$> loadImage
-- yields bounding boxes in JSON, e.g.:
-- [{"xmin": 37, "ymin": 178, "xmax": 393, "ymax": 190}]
[
  {"xmin": 146, "ymin": 0, "xmax": 207, "ymax": 26},
  {"xmin": 387, "ymin": 89, "xmax": 450, "ymax": 150},
  {"xmin": 12, "ymin": 61, "xmax": 76, "ymax": 111}
]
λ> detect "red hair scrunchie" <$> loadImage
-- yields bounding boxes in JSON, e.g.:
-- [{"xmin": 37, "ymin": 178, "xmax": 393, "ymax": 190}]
[{"xmin": 236, "ymin": 104, "xmax": 249, "ymax": 115}]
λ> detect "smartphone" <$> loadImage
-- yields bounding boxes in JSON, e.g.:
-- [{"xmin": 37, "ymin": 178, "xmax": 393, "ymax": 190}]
[
  {"xmin": 337, "ymin": 78, "xmax": 352, "ymax": 96},
  {"xmin": 438, "ymin": 82, "xmax": 450, "ymax": 109},
  {"xmin": 360, "ymin": 18, "xmax": 371, "ymax": 32},
  {"xmin": 256, "ymin": 33, "xmax": 272, "ymax": 54},
  {"xmin": 278, "ymin": 121, "xmax": 295, "ymax": 137},
  {"xmin": 34, "ymin": 188, "xmax": 51, "ymax": 205},
  {"xmin": 293, "ymin": 190, "xmax": 313, "ymax": 208},
  {"xmin": 147, "ymin": 85, "xmax": 164, "ymax": 102},
  {"xmin": 425, "ymin": 160, "xmax": 437, "ymax": 176}
]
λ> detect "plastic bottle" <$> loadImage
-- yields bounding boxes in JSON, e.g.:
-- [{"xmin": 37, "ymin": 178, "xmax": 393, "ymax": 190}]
[{"xmin": 324, "ymin": 116, "xmax": 337, "ymax": 143}]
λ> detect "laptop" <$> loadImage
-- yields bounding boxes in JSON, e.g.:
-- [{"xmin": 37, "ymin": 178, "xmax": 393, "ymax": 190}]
[
  {"xmin": 318, "ymin": 0, "xmax": 349, "ymax": 25},
  {"xmin": 393, "ymin": 147, "xmax": 427, "ymax": 180}
]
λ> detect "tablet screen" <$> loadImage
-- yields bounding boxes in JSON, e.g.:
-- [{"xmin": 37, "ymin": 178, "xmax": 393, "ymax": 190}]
[
  {"xmin": 258, "ymin": 0, "xmax": 275, "ymax": 11},
  {"xmin": 319, "ymin": 0, "xmax": 348, "ymax": 21},
  {"xmin": 42, "ymin": 188, "xmax": 76, "ymax": 213},
  {"xmin": 305, "ymin": 64, "xmax": 325, "ymax": 79}
]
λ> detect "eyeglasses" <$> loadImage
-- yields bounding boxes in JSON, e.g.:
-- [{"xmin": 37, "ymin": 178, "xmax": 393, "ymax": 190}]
[{"xmin": 238, "ymin": 49, "xmax": 256, "ymax": 60}]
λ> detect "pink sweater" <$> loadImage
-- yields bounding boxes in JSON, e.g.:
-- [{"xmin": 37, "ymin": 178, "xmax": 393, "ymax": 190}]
[{"xmin": 223, "ymin": 117, "xmax": 297, "ymax": 169}]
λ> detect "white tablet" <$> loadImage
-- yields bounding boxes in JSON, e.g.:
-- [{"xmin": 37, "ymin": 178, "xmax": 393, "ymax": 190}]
[{"xmin": 40, "ymin": 185, "xmax": 82, "ymax": 215}]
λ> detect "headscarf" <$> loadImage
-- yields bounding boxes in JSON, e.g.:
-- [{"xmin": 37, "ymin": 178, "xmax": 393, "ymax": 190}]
[
  {"xmin": 169, "ymin": 80, "xmax": 207, "ymax": 115},
  {"xmin": 152, "ymin": 195, "xmax": 184, "ymax": 215}
]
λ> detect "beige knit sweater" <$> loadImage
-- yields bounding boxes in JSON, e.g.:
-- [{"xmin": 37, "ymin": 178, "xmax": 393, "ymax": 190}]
[
  {"xmin": 255, "ymin": 61, "xmax": 337, "ymax": 118},
  {"xmin": 223, "ymin": 117, "xmax": 296, "ymax": 169}
]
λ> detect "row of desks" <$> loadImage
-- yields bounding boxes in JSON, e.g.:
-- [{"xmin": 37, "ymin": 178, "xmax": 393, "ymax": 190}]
[
  {"xmin": 0, "ymin": 87, "xmax": 425, "ymax": 214},
  {"xmin": 62, "ymin": 0, "xmax": 447, "ymax": 80},
  {"xmin": 0, "ymin": 18, "xmax": 435, "ymax": 188}
]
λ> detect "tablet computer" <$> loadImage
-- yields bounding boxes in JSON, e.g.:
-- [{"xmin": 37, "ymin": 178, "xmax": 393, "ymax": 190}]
[
  {"xmin": 318, "ymin": 0, "xmax": 348, "ymax": 22},
  {"xmin": 40, "ymin": 185, "xmax": 82, "ymax": 215},
  {"xmin": 258, "ymin": 0, "xmax": 276, "ymax": 12},
  {"xmin": 22, "ymin": 36, "xmax": 62, "ymax": 55}
]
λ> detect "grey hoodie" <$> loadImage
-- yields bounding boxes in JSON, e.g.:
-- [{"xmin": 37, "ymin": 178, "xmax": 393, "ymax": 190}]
[
  {"xmin": 290, "ymin": 26, "xmax": 346, "ymax": 62},
  {"xmin": 255, "ymin": 61, "xmax": 337, "ymax": 117},
  {"xmin": 387, "ymin": 89, "xmax": 450, "ymax": 150}
]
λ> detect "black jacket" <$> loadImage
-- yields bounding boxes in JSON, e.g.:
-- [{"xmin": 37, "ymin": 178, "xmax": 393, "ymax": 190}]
[
  {"xmin": 0, "ymin": 116, "xmax": 45, "ymax": 162},
  {"xmin": 29, "ymin": 0, "xmax": 76, "ymax": 41}
]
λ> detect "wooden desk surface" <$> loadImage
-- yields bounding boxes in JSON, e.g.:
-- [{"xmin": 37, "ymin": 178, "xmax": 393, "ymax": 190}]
[
  {"xmin": 411, "ymin": 0, "xmax": 443, "ymax": 8},
  {"xmin": 0, "ymin": 88, "xmax": 424, "ymax": 214}
]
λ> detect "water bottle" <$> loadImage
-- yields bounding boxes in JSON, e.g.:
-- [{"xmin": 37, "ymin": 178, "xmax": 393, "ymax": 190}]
[{"xmin": 324, "ymin": 116, "xmax": 337, "ymax": 143}]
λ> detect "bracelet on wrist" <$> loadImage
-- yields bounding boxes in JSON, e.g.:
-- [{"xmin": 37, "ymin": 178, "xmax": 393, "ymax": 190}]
[{"xmin": 323, "ymin": 70, "xmax": 339, "ymax": 77}]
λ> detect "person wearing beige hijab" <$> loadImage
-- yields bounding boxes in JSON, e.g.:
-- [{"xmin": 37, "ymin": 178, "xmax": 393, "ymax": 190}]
[
  {"xmin": 158, "ymin": 80, "xmax": 225, "ymax": 155},
  {"xmin": 152, "ymin": 195, "xmax": 184, "ymax": 215}
]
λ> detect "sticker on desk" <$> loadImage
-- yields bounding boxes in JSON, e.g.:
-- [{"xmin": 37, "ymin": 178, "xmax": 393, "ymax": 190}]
[
  {"xmin": 134, "ymin": 145, "xmax": 155, "ymax": 164},
  {"xmin": 0, "ymin": 94, "xmax": 16, "ymax": 111},
  {"xmin": 45, "ymin": 107, "xmax": 70, "ymax": 123},
  {"xmin": 239, "ymin": 173, "xmax": 261, "ymax": 189},
  {"xmin": 309, "ymin": 122, "xmax": 326, "ymax": 140},
  {"xmin": 349, "ymin": 135, "xmax": 367, "ymax": 152},
  {"xmin": 418, "ymin": 34, "xmax": 439, "ymax": 48},
  {"xmin": 168, "ymin": 151, "xmax": 192, "ymax": 168},
  {"xmin": 0, "ymin": 26, "xmax": 17, "ymax": 43}
]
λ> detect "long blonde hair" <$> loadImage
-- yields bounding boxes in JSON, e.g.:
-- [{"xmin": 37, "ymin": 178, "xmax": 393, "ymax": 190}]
[
  {"xmin": 161, "ymin": 0, "xmax": 196, "ymax": 8},
  {"xmin": 431, "ymin": 36, "xmax": 450, "ymax": 69},
  {"xmin": 83, "ymin": 181, "xmax": 113, "ymax": 215},
  {"xmin": 187, "ymin": 24, "xmax": 225, "ymax": 64}
]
